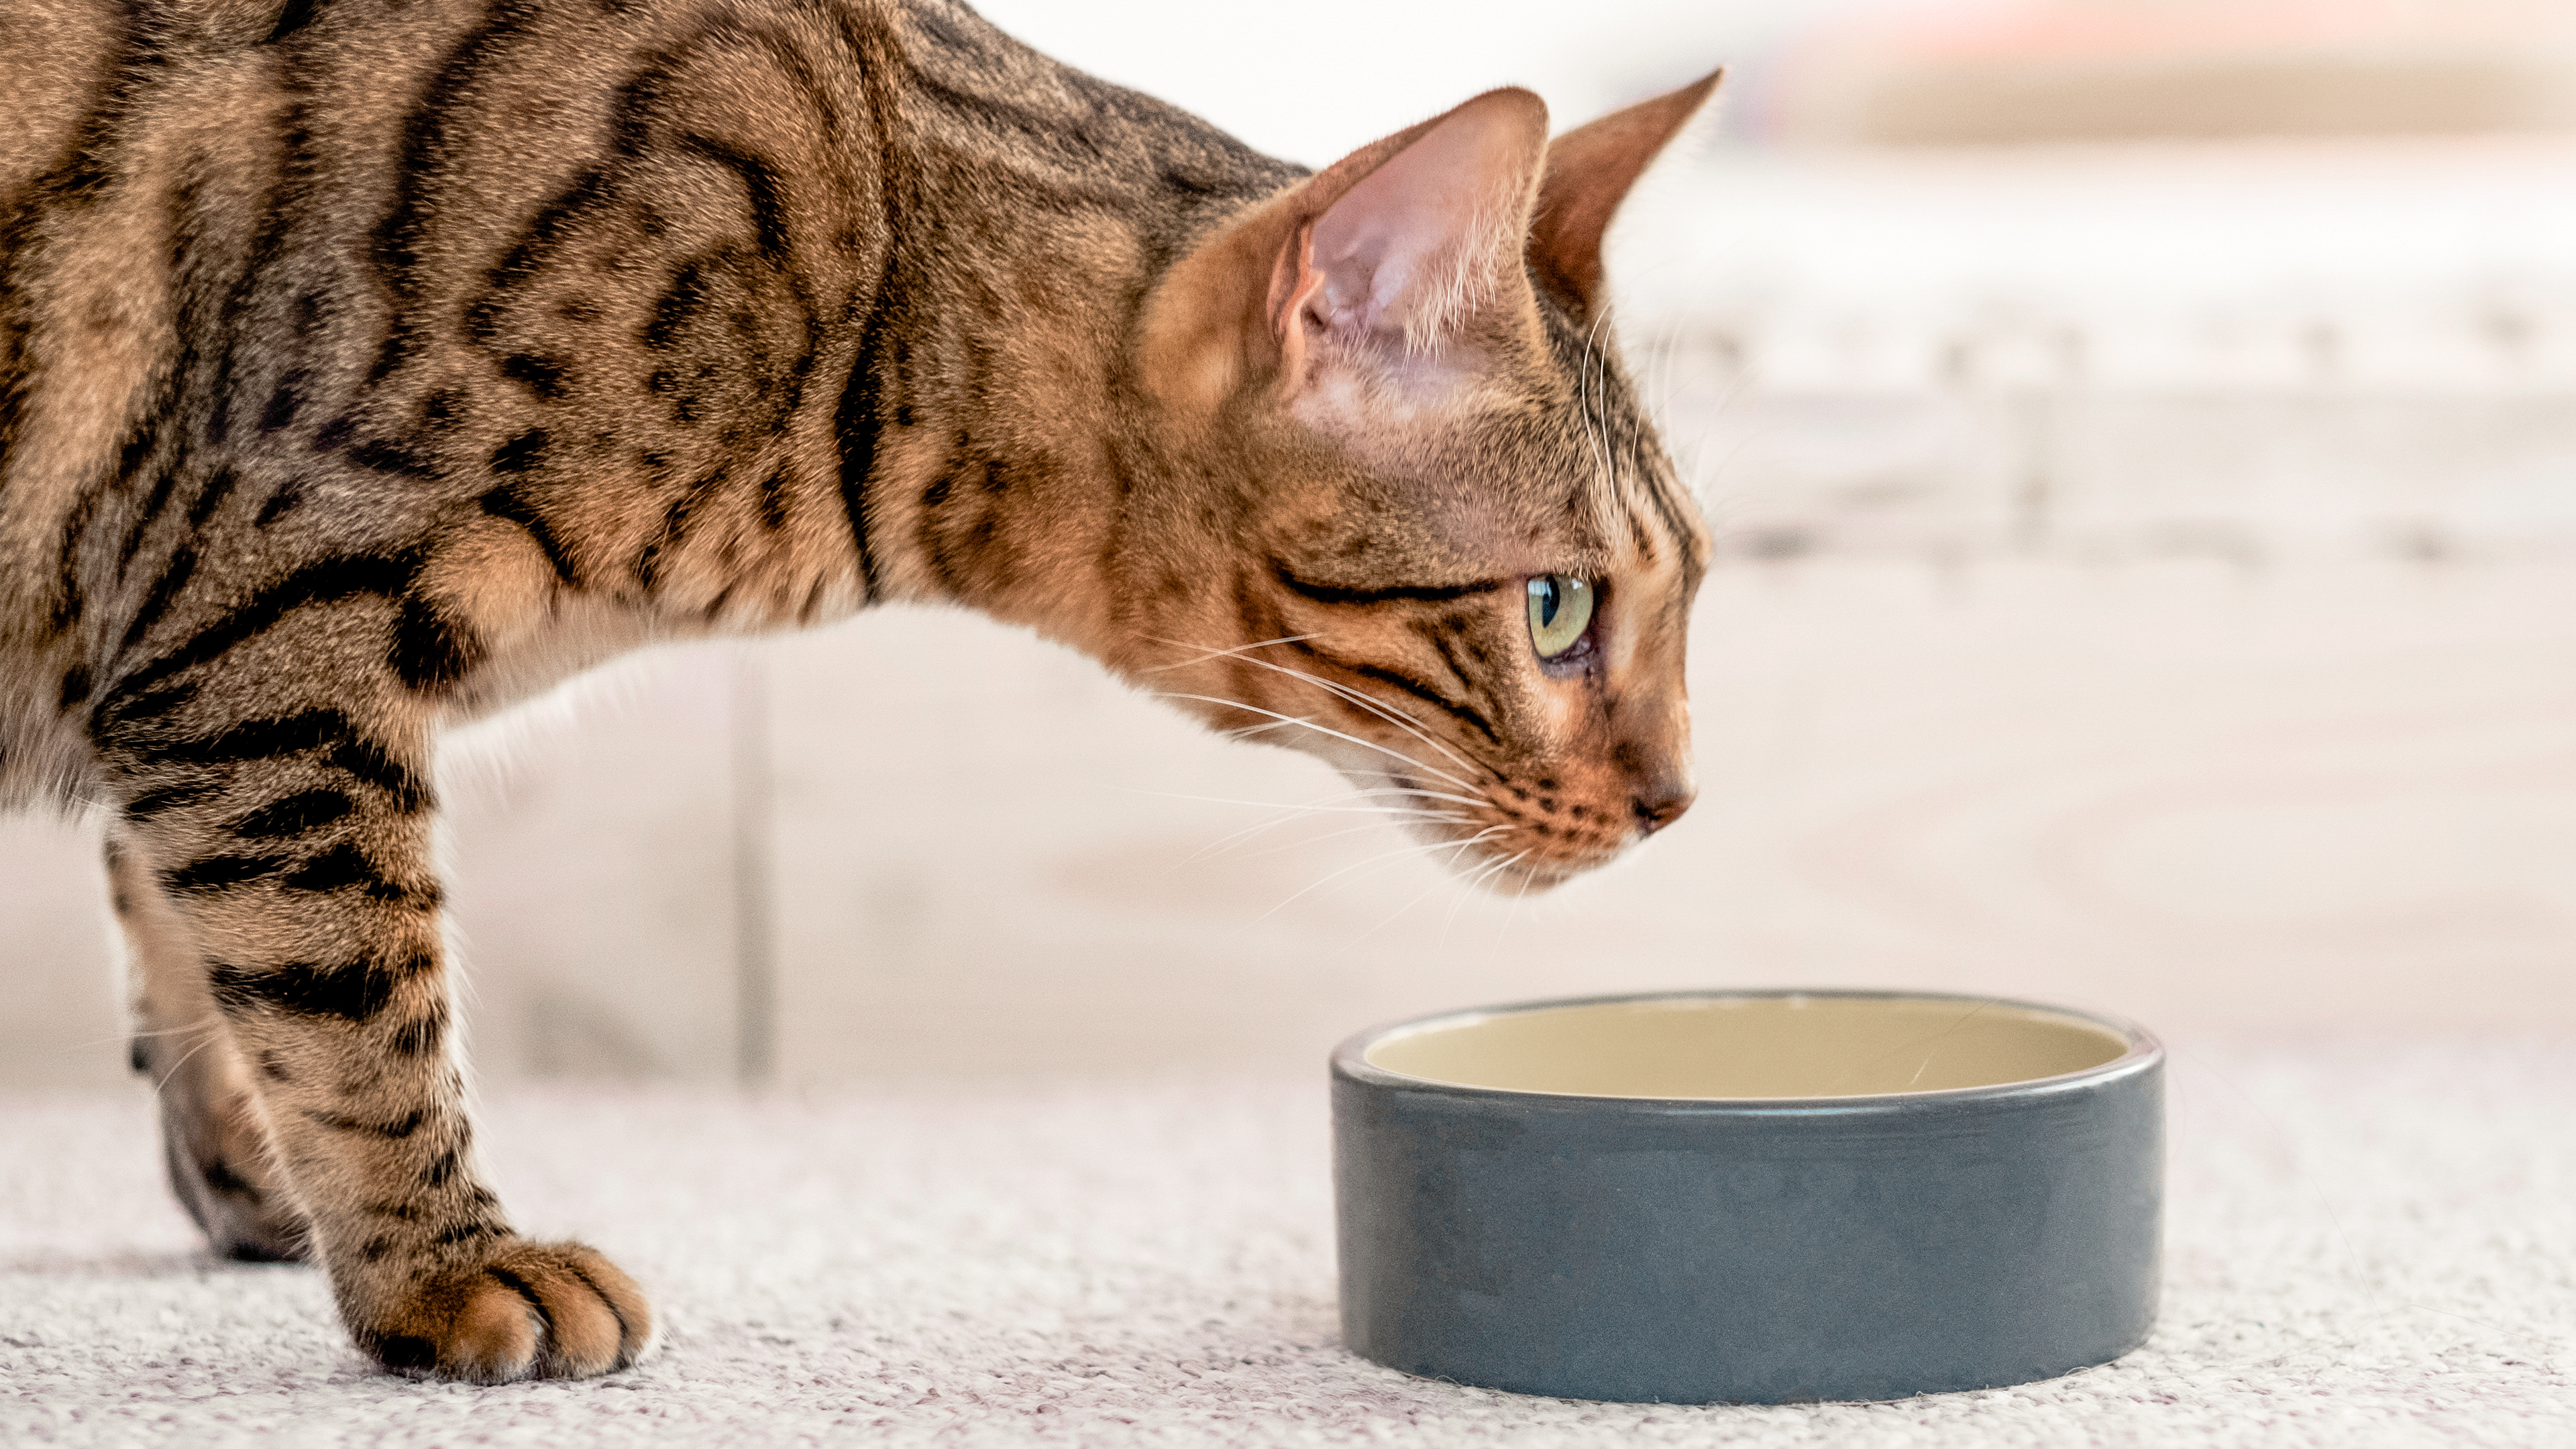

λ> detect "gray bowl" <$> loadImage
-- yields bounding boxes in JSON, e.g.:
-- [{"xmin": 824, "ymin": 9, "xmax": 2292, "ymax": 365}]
[{"xmin": 1331, "ymin": 989, "xmax": 2163, "ymax": 1404}]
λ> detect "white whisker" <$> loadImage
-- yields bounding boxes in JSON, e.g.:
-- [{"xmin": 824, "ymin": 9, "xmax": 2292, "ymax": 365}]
[
  {"xmin": 1148, "ymin": 693, "xmax": 1481, "ymax": 793},
  {"xmin": 1348, "ymin": 784, "xmax": 1495, "ymax": 810},
  {"xmin": 144, "ymin": 1017, "xmax": 229, "ymax": 1106},
  {"xmin": 1485, "ymin": 855, "xmax": 1540, "ymax": 966},
  {"xmin": 1442, "ymin": 850, "xmax": 1527, "ymax": 944},
  {"xmin": 1142, "ymin": 634, "xmax": 1319, "ymax": 673},
  {"xmin": 1236, "ymin": 814, "xmax": 1472, "ymax": 861},
  {"xmin": 1218, "ymin": 716, "xmax": 1315, "ymax": 741},
  {"xmin": 1214, "ymin": 653, "xmax": 1487, "ymax": 779},
  {"xmin": 1116, "ymin": 787, "xmax": 1464, "ymax": 818},
  {"xmin": 1245, "ymin": 826, "xmax": 1513, "ymax": 927},
  {"xmin": 1350, "ymin": 832, "xmax": 1512, "ymax": 943},
  {"xmin": 1111, "ymin": 784, "xmax": 1474, "ymax": 865}
]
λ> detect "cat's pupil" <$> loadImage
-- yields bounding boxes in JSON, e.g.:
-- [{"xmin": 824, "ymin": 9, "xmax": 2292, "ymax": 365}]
[{"xmin": 1534, "ymin": 578, "xmax": 1561, "ymax": 626}]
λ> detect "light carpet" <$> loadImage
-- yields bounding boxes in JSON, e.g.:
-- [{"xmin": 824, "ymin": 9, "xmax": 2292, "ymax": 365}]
[{"xmin": 4, "ymin": 1040, "xmax": 2571, "ymax": 1448}]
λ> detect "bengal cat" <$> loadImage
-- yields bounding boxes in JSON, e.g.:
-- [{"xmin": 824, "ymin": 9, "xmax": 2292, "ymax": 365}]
[{"xmin": 1, "ymin": 0, "xmax": 1714, "ymax": 1382}]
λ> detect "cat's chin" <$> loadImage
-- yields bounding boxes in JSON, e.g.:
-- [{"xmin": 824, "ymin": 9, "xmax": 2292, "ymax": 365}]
[{"xmin": 1342, "ymin": 765, "xmax": 1625, "ymax": 896}]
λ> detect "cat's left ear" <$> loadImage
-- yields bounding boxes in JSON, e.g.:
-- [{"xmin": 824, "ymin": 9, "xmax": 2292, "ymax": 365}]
[
  {"xmin": 1527, "ymin": 70, "xmax": 1723, "ymax": 324},
  {"xmin": 1140, "ymin": 89, "xmax": 1550, "ymax": 417}
]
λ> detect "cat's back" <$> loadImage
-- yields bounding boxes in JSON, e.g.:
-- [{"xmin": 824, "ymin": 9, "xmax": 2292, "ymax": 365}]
[
  {"xmin": 0, "ymin": 0, "xmax": 122, "ymax": 213},
  {"xmin": 3, "ymin": 0, "xmax": 1283, "ymax": 723}
]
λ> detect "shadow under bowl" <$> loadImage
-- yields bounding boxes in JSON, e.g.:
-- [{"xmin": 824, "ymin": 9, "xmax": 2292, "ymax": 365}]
[{"xmin": 1331, "ymin": 989, "xmax": 2163, "ymax": 1404}]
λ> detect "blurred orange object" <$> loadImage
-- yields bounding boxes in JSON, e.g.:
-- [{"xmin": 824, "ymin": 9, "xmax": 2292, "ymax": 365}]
[{"xmin": 1768, "ymin": 0, "xmax": 2576, "ymax": 144}]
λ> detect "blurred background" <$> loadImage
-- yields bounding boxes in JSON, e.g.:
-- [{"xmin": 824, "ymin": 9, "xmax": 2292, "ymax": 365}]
[{"xmin": 7, "ymin": 0, "xmax": 2575, "ymax": 1088}]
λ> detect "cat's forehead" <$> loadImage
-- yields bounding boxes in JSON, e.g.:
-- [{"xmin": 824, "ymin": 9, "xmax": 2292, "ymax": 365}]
[
  {"xmin": 1271, "ymin": 294, "xmax": 1699, "ymax": 584},
  {"xmin": 1432, "ymin": 311, "xmax": 1684, "ymax": 564}
]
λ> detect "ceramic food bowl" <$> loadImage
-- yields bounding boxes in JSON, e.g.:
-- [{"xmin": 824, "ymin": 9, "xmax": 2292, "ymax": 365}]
[{"xmin": 1331, "ymin": 989, "xmax": 2162, "ymax": 1403}]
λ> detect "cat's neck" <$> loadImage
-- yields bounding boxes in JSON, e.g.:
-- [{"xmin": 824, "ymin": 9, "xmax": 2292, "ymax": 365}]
[{"xmin": 816, "ymin": 1, "xmax": 1299, "ymax": 661}]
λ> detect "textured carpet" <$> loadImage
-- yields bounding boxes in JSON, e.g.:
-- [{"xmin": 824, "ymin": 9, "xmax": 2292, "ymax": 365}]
[{"xmin": 4, "ymin": 1040, "xmax": 2571, "ymax": 1447}]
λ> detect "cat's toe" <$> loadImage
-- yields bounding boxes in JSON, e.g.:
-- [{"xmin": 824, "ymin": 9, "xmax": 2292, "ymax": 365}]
[{"xmin": 362, "ymin": 1240, "xmax": 653, "ymax": 1382}]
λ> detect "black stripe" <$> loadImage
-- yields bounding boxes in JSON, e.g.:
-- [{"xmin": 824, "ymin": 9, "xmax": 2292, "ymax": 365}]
[
  {"xmin": 500, "ymin": 352, "xmax": 568, "ymax": 400},
  {"xmin": 49, "ymin": 474, "xmax": 107, "ymax": 631},
  {"xmin": 389, "ymin": 1009, "xmax": 445, "ymax": 1056},
  {"xmin": 1273, "ymin": 563, "xmax": 1502, "ymax": 607},
  {"xmin": 116, "ymin": 468, "xmax": 182, "ymax": 570},
  {"xmin": 231, "ymin": 788, "xmax": 356, "ymax": 839},
  {"xmin": 0, "ymin": 2, "xmax": 164, "ymax": 490},
  {"xmin": 1409, "ymin": 615, "xmax": 1483, "ymax": 695},
  {"xmin": 466, "ymin": 167, "xmax": 619, "ymax": 345},
  {"xmin": 259, "ymin": 372, "xmax": 307, "ymax": 431},
  {"xmin": 186, "ymin": 468, "xmax": 241, "ymax": 528},
  {"xmin": 254, "ymin": 480, "xmax": 303, "ymax": 527},
  {"xmin": 95, "ymin": 682, "xmax": 197, "ymax": 730},
  {"xmin": 153, "ymin": 707, "xmax": 351, "ymax": 765},
  {"xmin": 119, "ymin": 712, "xmax": 425, "ymax": 813},
  {"xmin": 756, "ymin": 468, "xmax": 791, "ymax": 529},
  {"xmin": 369, "ymin": 0, "xmax": 545, "ymax": 384},
  {"xmin": 643, "ymin": 260, "xmax": 711, "ymax": 349},
  {"xmin": 113, "ymin": 551, "xmax": 422, "ymax": 698},
  {"xmin": 680, "ymin": 134, "xmax": 793, "ymax": 268},
  {"xmin": 305, "ymin": 1106, "xmax": 429, "ymax": 1138},
  {"xmin": 635, "ymin": 470, "xmax": 724, "ymax": 589},
  {"xmin": 906, "ymin": 72, "xmax": 1112, "ymax": 169},
  {"xmin": 836, "ymin": 265, "xmax": 897, "ymax": 600},
  {"xmin": 486, "ymin": 428, "xmax": 547, "ymax": 475},
  {"xmin": 330, "ymin": 736, "xmax": 429, "ymax": 812},
  {"xmin": 166, "ymin": 853, "xmax": 293, "ymax": 893},
  {"xmin": 343, "ymin": 437, "xmax": 437, "ymax": 478},
  {"xmin": 208, "ymin": 954, "xmax": 423, "ymax": 1024},
  {"xmin": 1287, "ymin": 639, "xmax": 1502, "ymax": 745},
  {"xmin": 282, "ymin": 840, "xmax": 413, "ymax": 900},
  {"xmin": 389, "ymin": 596, "xmax": 483, "ymax": 692},
  {"xmin": 265, "ymin": 0, "xmax": 323, "ymax": 43},
  {"xmin": 477, "ymin": 480, "xmax": 579, "ymax": 585},
  {"xmin": 124, "ymin": 782, "xmax": 217, "ymax": 818},
  {"xmin": 116, "ymin": 545, "xmax": 197, "ymax": 658}
]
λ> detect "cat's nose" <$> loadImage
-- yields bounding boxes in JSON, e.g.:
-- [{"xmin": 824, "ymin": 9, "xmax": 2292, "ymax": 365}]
[{"xmin": 1631, "ymin": 780, "xmax": 1695, "ymax": 837}]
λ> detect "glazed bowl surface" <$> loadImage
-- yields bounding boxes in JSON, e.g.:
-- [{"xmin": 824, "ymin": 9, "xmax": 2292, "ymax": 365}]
[{"xmin": 1332, "ymin": 989, "xmax": 2163, "ymax": 1404}]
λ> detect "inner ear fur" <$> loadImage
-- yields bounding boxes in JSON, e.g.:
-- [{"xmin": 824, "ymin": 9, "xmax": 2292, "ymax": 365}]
[
  {"xmin": 1529, "ymin": 70, "xmax": 1722, "ymax": 324},
  {"xmin": 1140, "ymin": 88, "xmax": 1550, "ymax": 418}
]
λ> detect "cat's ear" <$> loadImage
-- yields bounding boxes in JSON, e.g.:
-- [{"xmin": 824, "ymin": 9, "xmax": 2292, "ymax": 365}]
[
  {"xmin": 1277, "ymin": 87, "xmax": 1551, "ymax": 361},
  {"xmin": 1140, "ymin": 89, "xmax": 1548, "ymax": 415},
  {"xmin": 1527, "ymin": 70, "xmax": 1722, "ymax": 323}
]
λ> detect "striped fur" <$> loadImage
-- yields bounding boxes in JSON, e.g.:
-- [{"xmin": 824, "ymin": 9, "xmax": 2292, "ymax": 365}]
[{"xmin": 1, "ymin": 0, "xmax": 1713, "ymax": 1381}]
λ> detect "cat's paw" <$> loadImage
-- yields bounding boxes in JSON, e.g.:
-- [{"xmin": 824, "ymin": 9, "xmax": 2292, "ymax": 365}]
[{"xmin": 358, "ymin": 1240, "xmax": 653, "ymax": 1383}]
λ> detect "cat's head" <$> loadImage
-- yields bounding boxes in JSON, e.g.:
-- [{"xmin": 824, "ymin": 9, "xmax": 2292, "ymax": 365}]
[{"xmin": 1132, "ymin": 78, "xmax": 1717, "ymax": 893}]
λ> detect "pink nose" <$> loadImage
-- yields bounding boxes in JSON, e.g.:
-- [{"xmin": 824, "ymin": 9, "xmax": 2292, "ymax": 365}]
[{"xmin": 1632, "ymin": 780, "xmax": 1695, "ymax": 837}]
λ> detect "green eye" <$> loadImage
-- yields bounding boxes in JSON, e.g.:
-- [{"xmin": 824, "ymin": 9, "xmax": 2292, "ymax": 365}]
[{"xmin": 1526, "ymin": 574, "xmax": 1594, "ymax": 659}]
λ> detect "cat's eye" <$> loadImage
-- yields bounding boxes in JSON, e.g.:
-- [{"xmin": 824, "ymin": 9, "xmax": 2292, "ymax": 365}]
[{"xmin": 1526, "ymin": 574, "xmax": 1594, "ymax": 659}]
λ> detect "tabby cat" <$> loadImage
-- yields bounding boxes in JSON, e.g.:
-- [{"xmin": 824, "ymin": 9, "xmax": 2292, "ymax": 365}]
[{"xmin": 1, "ymin": 0, "xmax": 1713, "ymax": 1382}]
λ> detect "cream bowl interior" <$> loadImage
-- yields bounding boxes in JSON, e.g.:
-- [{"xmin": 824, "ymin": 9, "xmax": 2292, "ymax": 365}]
[{"xmin": 1363, "ymin": 994, "xmax": 2135, "ymax": 1099}]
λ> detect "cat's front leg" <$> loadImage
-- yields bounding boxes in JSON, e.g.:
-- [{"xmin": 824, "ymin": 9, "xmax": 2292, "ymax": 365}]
[{"xmin": 105, "ymin": 730, "xmax": 653, "ymax": 1381}]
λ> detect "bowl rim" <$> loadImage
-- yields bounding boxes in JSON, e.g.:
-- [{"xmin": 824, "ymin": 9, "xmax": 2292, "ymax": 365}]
[{"xmin": 1332, "ymin": 987, "xmax": 2163, "ymax": 1112}]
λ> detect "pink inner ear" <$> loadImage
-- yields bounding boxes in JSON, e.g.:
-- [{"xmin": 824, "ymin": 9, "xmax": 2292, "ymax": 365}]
[{"xmin": 1305, "ymin": 91, "xmax": 1547, "ymax": 345}]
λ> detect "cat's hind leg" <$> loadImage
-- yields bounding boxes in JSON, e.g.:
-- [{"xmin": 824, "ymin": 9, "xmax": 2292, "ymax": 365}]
[{"xmin": 113, "ymin": 835, "xmax": 311, "ymax": 1263}]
